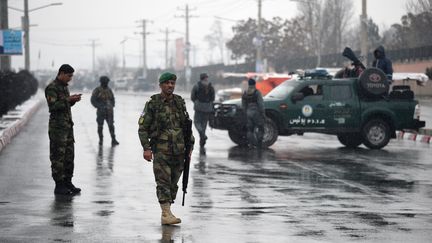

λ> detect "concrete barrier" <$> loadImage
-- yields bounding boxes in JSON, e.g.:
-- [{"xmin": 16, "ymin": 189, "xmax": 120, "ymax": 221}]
[{"xmin": 0, "ymin": 99, "xmax": 42, "ymax": 153}]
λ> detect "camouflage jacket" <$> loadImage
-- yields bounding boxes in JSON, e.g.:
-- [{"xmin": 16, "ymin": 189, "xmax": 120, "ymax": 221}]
[
  {"xmin": 91, "ymin": 86, "xmax": 115, "ymax": 110},
  {"xmin": 138, "ymin": 93, "xmax": 194, "ymax": 155},
  {"xmin": 45, "ymin": 79, "xmax": 75, "ymax": 128}
]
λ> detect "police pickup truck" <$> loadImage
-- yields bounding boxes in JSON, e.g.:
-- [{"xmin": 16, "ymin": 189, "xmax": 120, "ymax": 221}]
[{"xmin": 210, "ymin": 68, "xmax": 426, "ymax": 149}]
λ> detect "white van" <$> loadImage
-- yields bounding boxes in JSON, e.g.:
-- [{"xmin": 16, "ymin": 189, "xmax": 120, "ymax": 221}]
[{"xmin": 114, "ymin": 79, "xmax": 128, "ymax": 91}]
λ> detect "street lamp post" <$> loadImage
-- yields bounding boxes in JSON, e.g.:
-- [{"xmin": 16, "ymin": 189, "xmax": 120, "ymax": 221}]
[{"xmin": 9, "ymin": 1, "xmax": 62, "ymax": 71}]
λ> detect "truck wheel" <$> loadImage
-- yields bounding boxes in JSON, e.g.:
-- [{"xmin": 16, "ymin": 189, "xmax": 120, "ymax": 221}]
[
  {"xmin": 263, "ymin": 117, "xmax": 278, "ymax": 147},
  {"xmin": 362, "ymin": 119, "xmax": 391, "ymax": 149},
  {"xmin": 228, "ymin": 129, "xmax": 248, "ymax": 147},
  {"xmin": 337, "ymin": 133, "xmax": 363, "ymax": 148}
]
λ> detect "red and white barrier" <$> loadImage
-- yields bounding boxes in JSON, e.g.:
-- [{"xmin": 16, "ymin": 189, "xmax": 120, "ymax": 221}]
[{"xmin": 398, "ymin": 131, "xmax": 431, "ymax": 144}]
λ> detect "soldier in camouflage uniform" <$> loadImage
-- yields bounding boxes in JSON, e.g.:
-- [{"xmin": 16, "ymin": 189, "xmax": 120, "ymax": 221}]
[
  {"xmin": 242, "ymin": 78, "xmax": 265, "ymax": 148},
  {"xmin": 138, "ymin": 72, "xmax": 194, "ymax": 225},
  {"xmin": 91, "ymin": 76, "xmax": 119, "ymax": 146},
  {"xmin": 45, "ymin": 64, "xmax": 82, "ymax": 195}
]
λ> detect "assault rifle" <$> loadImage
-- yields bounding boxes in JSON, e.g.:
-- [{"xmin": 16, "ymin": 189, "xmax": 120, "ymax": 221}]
[{"xmin": 182, "ymin": 117, "xmax": 193, "ymax": 206}]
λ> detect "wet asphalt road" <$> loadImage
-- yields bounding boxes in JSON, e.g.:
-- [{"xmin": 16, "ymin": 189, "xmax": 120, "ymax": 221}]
[{"xmin": 0, "ymin": 91, "xmax": 431, "ymax": 243}]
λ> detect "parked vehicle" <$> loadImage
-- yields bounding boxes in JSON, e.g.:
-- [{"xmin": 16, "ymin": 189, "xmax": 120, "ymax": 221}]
[
  {"xmin": 114, "ymin": 78, "xmax": 129, "ymax": 91},
  {"xmin": 210, "ymin": 68, "xmax": 426, "ymax": 149}
]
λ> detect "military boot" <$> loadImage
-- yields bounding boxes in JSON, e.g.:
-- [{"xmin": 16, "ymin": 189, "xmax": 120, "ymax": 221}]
[
  {"xmin": 111, "ymin": 137, "xmax": 119, "ymax": 146},
  {"xmin": 64, "ymin": 178, "xmax": 81, "ymax": 194},
  {"xmin": 160, "ymin": 203, "xmax": 181, "ymax": 225},
  {"xmin": 199, "ymin": 134, "xmax": 207, "ymax": 147},
  {"xmin": 109, "ymin": 126, "xmax": 119, "ymax": 146},
  {"xmin": 54, "ymin": 181, "xmax": 73, "ymax": 195}
]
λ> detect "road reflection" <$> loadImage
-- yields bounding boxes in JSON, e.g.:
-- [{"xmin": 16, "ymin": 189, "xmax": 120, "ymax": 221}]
[
  {"xmin": 159, "ymin": 225, "xmax": 181, "ymax": 243},
  {"xmin": 272, "ymin": 147, "xmax": 417, "ymax": 195},
  {"xmin": 227, "ymin": 146, "xmax": 276, "ymax": 163},
  {"xmin": 96, "ymin": 145, "xmax": 116, "ymax": 177},
  {"xmin": 50, "ymin": 195, "xmax": 75, "ymax": 228}
]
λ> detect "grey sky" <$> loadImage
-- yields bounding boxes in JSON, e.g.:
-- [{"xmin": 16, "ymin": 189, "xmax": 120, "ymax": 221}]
[{"xmin": 7, "ymin": 0, "xmax": 409, "ymax": 71}]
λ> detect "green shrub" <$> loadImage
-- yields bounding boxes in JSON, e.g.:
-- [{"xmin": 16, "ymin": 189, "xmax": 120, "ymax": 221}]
[{"xmin": 0, "ymin": 70, "xmax": 38, "ymax": 117}]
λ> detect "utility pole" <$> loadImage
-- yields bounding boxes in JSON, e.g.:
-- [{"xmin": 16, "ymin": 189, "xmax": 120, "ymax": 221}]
[
  {"xmin": 136, "ymin": 19, "xmax": 151, "ymax": 78},
  {"xmin": 23, "ymin": 0, "xmax": 30, "ymax": 70},
  {"xmin": 120, "ymin": 36, "xmax": 129, "ymax": 73},
  {"xmin": 256, "ymin": 0, "xmax": 263, "ymax": 73},
  {"xmin": 360, "ymin": 0, "xmax": 368, "ymax": 65},
  {"xmin": 0, "ymin": 0, "xmax": 11, "ymax": 71},
  {"xmin": 7, "ymin": 1, "xmax": 61, "ymax": 71},
  {"xmin": 176, "ymin": 4, "xmax": 197, "ymax": 90},
  {"xmin": 159, "ymin": 28, "xmax": 175, "ymax": 70},
  {"xmin": 89, "ymin": 39, "xmax": 99, "ymax": 74}
]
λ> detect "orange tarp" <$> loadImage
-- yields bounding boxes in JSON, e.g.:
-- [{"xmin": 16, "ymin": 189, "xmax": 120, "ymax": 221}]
[{"xmin": 255, "ymin": 77, "xmax": 290, "ymax": 95}]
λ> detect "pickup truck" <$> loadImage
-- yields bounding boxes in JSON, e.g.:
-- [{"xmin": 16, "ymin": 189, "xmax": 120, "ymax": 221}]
[{"xmin": 210, "ymin": 68, "xmax": 426, "ymax": 149}]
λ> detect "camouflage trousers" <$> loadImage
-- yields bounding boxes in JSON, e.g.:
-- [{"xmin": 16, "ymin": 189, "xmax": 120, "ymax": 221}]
[
  {"xmin": 49, "ymin": 126, "xmax": 75, "ymax": 182},
  {"xmin": 97, "ymin": 108, "xmax": 115, "ymax": 138},
  {"xmin": 153, "ymin": 152, "xmax": 185, "ymax": 204}
]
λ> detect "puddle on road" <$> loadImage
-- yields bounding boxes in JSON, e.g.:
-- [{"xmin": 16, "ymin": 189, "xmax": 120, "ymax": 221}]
[
  {"xmin": 92, "ymin": 200, "xmax": 114, "ymax": 204},
  {"xmin": 354, "ymin": 212, "xmax": 394, "ymax": 226},
  {"xmin": 95, "ymin": 210, "xmax": 114, "ymax": 217},
  {"xmin": 52, "ymin": 216, "xmax": 74, "ymax": 228},
  {"xmin": 294, "ymin": 229, "xmax": 326, "ymax": 237}
]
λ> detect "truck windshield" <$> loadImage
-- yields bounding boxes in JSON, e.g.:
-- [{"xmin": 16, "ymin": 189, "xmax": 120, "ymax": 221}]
[{"xmin": 265, "ymin": 80, "xmax": 296, "ymax": 99}]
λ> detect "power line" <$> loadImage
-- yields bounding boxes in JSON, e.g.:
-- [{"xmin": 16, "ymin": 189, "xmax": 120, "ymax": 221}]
[
  {"xmin": 158, "ymin": 28, "xmax": 176, "ymax": 69},
  {"xmin": 136, "ymin": 19, "xmax": 153, "ymax": 78},
  {"xmin": 176, "ymin": 4, "xmax": 198, "ymax": 89},
  {"xmin": 89, "ymin": 39, "xmax": 101, "ymax": 74}
]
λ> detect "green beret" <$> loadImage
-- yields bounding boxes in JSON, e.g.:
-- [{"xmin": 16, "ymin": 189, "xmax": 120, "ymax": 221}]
[{"xmin": 159, "ymin": 72, "xmax": 177, "ymax": 83}]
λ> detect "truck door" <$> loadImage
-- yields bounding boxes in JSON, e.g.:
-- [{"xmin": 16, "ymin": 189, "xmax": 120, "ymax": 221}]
[
  {"xmin": 324, "ymin": 84, "xmax": 361, "ymax": 131},
  {"xmin": 285, "ymin": 83, "xmax": 329, "ymax": 131}
]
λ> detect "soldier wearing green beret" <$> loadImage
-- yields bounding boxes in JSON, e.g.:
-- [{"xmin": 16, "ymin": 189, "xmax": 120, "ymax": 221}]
[
  {"xmin": 138, "ymin": 72, "xmax": 194, "ymax": 225},
  {"xmin": 45, "ymin": 64, "xmax": 82, "ymax": 195}
]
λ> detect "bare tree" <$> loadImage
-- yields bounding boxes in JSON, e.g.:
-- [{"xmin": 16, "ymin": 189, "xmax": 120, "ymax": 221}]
[
  {"xmin": 204, "ymin": 20, "xmax": 226, "ymax": 64},
  {"xmin": 322, "ymin": 0, "xmax": 354, "ymax": 54},
  {"xmin": 295, "ymin": 0, "xmax": 353, "ymax": 64},
  {"xmin": 97, "ymin": 54, "xmax": 119, "ymax": 77},
  {"xmin": 296, "ymin": 0, "xmax": 323, "ymax": 65},
  {"xmin": 406, "ymin": 0, "xmax": 432, "ymax": 14}
]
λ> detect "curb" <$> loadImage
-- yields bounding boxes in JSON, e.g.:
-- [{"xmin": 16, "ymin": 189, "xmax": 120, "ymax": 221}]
[
  {"xmin": 0, "ymin": 99, "xmax": 42, "ymax": 153},
  {"xmin": 397, "ymin": 130, "xmax": 431, "ymax": 144}
]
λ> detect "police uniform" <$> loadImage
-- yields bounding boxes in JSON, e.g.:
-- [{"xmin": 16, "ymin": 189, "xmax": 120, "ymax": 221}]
[
  {"xmin": 190, "ymin": 74, "xmax": 215, "ymax": 147},
  {"xmin": 242, "ymin": 79, "xmax": 265, "ymax": 148},
  {"xmin": 91, "ymin": 77, "xmax": 118, "ymax": 145}
]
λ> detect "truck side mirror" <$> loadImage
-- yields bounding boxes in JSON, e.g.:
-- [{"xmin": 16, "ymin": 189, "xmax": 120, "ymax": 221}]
[{"xmin": 291, "ymin": 92, "xmax": 304, "ymax": 103}]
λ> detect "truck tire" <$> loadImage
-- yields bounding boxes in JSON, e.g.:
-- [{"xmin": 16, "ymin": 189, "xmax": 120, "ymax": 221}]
[
  {"xmin": 263, "ymin": 117, "xmax": 278, "ymax": 147},
  {"xmin": 337, "ymin": 133, "xmax": 363, "ymax": 148},
  {"xmin": 358, "ymin": 68, "xmax": 389, "ymax": 98},
  {"xmin": 362, "ymin": 118, "xmax": 391, "ymax": 149},
  {"xmin": 228, "ymin": 129, "xmax": 248, "ymax": 147}
]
